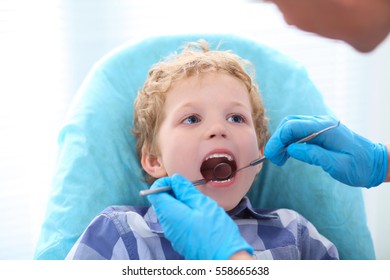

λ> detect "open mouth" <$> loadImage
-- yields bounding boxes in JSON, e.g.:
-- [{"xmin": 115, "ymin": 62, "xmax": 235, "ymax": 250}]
[{"xmin": 200, "ymin": 153, "xmax": 237, "ymax": 182}]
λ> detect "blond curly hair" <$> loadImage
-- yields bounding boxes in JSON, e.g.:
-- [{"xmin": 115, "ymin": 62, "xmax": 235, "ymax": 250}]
[{"xmin": 133, "ymin": 40, "xmax": 268, "ymax": 183}]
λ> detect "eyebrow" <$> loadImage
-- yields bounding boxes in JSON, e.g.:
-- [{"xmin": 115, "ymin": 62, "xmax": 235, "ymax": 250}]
[
  {"xmin": 176, "ymin": 100, "xmax": 250, "ymax": 110},
  {"xmin": 228, "ymin": 101, "xmax": 252, "ymax": 109}
]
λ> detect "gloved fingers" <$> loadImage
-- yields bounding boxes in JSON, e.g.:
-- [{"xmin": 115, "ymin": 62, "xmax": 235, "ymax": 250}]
[
  {"xmin": 147, "ymin": 188, "xmax": 196, "ymax": 227},
  {"xmin": 147, "ymin": 176, "xmax": 172, "ymax": 208},
  {"xmin": 148, "ymin": 174, "xmax": 218, "ymax": 213},
  {"xmin": 149, "ymin": 176, "xmax": 172, "ymax": 190},
  {"xmin": 170, "ymin": 174, "xmax": 217, "ymax": 210},
  {"xmin": 264, "ymin": 141, "xmax": 289, "ymax": 166},
  {"xmin": 265, "ymin": 115, "xmax": 339, "ymax": 164},
  {"xmin": 277, "ymin": 115, "xmax": 338, "ymax": 144},
  {"xmin": 147, "ymin": 176, "xmax": 192, "ymax": 215},
  {"xmin": 264, "ymin": 116, "xmax": 299, "ymax": 165}
]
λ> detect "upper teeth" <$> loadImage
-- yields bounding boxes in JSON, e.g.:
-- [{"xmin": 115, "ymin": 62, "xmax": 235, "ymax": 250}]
[{"xmin": 205, "ymin": 153, "xmax": 233, "ymax": 161}]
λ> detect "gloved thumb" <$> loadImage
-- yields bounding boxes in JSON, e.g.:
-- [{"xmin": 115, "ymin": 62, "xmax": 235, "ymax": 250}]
[{"xmin": 147, "ymin": 177, "xmax": 176, "ymax": 210}]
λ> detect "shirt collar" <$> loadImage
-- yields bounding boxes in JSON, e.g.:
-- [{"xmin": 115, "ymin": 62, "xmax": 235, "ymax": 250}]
[
  {"xmin": 145, "ymin": 196, "xmax": 277, "ymax": 233},
  {"xmin": 227, "ymin": 197, "xmax": 278, "ymax": 220}
]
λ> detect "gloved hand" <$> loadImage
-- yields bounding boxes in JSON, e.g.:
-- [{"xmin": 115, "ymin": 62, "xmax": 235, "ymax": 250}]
[
  {"xmin": 147, "ymin": 174, "xmax": 254, "ymax": 260},
  {"xmin": 265, "ymin": 115, "xmax": 388, "ymax": 188}
]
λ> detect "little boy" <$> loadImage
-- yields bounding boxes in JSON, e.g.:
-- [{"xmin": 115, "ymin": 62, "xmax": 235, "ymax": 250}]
[{"xmin": 66, "ymin": 41, "xmax": 339, "ymax": 260}]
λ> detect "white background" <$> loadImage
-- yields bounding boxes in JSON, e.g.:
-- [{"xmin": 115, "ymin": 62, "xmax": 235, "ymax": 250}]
[{"xmin": 0, "ymin": 0, "xmax": 389, "ymax": 259}]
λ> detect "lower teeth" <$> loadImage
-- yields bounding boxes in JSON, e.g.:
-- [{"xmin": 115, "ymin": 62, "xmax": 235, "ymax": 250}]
[{"xmin": 212, "ymin": 178, "xmax": 232, "ymax": 183}]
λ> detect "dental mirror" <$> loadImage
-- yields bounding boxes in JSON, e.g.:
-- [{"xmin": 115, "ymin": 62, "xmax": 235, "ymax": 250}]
[{"xmin": 210, "ymin": 162, "xmax": 232, "ymax": 180}]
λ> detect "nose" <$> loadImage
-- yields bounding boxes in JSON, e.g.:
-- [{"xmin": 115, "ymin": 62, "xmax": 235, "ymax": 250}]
[{"xmin": 205, "ymin": 120, "xmax": 228, "ymax": 139}]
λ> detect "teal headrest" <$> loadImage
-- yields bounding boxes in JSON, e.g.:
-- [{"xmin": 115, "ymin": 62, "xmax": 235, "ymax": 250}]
[{"xmin": 34, "ymin": 34, "xmax": 375, "ymax": 260}]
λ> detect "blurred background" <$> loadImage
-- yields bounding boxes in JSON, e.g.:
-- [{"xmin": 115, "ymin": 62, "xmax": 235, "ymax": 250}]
[{"xmin": 0, "ymin": 0, "xmax": 389, "ymax": 259}]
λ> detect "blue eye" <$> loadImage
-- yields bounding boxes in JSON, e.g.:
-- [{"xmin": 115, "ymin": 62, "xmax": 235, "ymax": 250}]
[
  {"xmin": 227, "ymin": 114, "xmax": 245, "ymax": 123},
  {"xmin": 182, "ymin": 115, "xmax": 200, "ymax": 124}
]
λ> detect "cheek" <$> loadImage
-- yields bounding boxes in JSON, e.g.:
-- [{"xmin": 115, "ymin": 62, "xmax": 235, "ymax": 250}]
[
  {"xmin": 158, "ymin": 136, "xmax": 196, "ymax": 175},
  {"xmin": 245, "ymin": 131, "xmax": 262, "ymax": 155},
  {"xmin": 239, "ymin": 131, "xmax": 263, "ymax": 172}
]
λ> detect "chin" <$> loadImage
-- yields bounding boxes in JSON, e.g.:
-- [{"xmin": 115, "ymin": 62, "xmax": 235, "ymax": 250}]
[
  {"xmin": 221, "ymin": 204, "xmax": 236, "ymax": 212},
  {"xmin": 198, "ymin": 183, "xmax": 250, "ymax": 211},
  {"xmin": 213, "ymin": 197, "xmax": 241, "ymax": 212}
]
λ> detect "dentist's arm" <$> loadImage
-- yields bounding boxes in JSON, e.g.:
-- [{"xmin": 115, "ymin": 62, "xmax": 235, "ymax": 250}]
[
  {"xmin": 147, "ymin": 174, "xmax": 254, "ymax": 260},
  {"xmin": 265, "ymin": 115, "xmax": 389, "ymax": 188}
]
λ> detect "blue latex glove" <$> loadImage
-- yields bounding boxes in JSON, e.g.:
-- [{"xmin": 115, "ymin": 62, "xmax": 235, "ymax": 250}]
[
  {"xmin": 147, "ymin": 174, "xmax": 254, "ymax": 260},
  {"xmin": 265, "ymin": 115, "xmax": 388, "ymax": 188}
]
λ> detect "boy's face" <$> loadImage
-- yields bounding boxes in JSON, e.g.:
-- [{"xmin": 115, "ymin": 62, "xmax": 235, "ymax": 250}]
[{"xmin": 142, "ymin": 72, "xmax": 263, "ymax": 211}]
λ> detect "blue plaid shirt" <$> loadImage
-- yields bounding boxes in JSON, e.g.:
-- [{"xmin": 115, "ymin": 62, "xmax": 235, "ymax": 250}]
[{"xmin": 66, "ymin": 197, "xmax": 338, "ymax": 260}]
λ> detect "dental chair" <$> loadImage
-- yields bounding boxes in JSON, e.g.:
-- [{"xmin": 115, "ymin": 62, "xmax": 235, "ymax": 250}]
[{"xmin": 34, "ymin": 34, "xmax": 375, "ymax": 260}]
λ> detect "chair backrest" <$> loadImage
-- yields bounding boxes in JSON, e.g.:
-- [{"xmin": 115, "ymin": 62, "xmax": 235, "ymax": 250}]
[{"xmin": 34, "ymin": 34, "xmax": 375, "ymax": 260}]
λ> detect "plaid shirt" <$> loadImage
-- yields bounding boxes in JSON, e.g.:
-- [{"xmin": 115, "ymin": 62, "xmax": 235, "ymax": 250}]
[{"xmin": 66, "ymin": 197, "xmax": 338, "ymax": 260}]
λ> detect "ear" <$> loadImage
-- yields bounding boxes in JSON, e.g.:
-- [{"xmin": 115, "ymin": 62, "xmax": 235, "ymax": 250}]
[
  {"xmin": 141, "ymin": 148, "xmax": 167, "ymax": 179},
  {"xmin": 259, "ymin": 146, "xmax": 264, "ymax": 157},
  {"xmin": 256, "ymin": 147, "xmax": 265, "ymax": 174}
]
